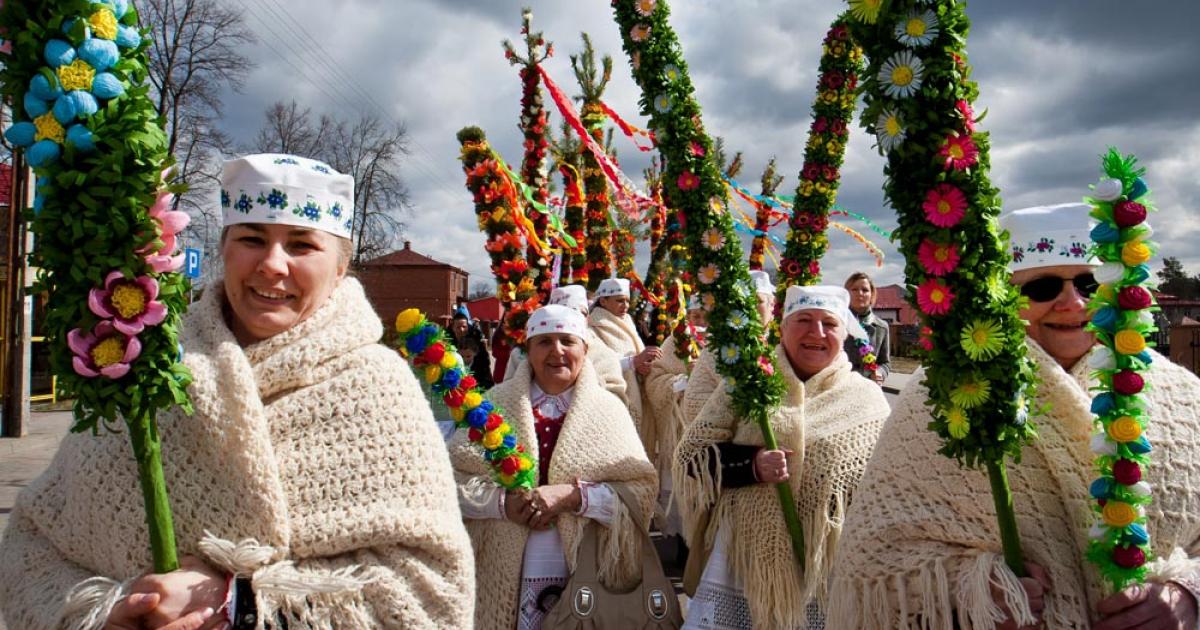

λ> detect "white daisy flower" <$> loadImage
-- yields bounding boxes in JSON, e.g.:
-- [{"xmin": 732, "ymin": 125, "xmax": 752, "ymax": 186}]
[
  {"xmin": 896, "ymin": 10, "xmax": 940, "ymax": 47},
  {"xmin": 876, "ymin": 108, "xmax": 906, "ymax": 153},
  {"xmin": 878, "ymin": 50, "xmax": 925, "ymax": 99}
]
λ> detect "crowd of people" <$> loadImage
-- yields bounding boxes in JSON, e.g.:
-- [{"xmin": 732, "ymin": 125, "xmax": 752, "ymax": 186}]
[{"xmin": 2, "ymin": 155, "xmax": 1199, "ymax": 630}]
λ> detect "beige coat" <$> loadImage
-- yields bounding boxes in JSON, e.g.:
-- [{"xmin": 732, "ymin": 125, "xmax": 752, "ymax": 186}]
[
  {"xmin": 451, "ymin": 359, "xmax": 657, "ymax": 630},
  {"xmin": 0, "ymin": 279, "xmax": 475, "ymax": 629},
  {"xmin": 828, "ymin": 341, "xmax": 1200, "ymax": 629}
]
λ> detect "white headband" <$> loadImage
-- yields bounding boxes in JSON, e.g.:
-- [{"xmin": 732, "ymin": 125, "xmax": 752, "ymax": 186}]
[
  {"xmin": 221, "ymin": 153, "xmax": 354, "ymax": 239},
  {"xmin": 782, "ymin": 285, "xmax": 867, "ymax": 340},
  {"xmin": 999, "ymin": 203, "xmax": 1098, "ymax": 273},
  {"xmin": 595, "ymin": 278, "xmax": 630, "ymax": 298},
  {"xmin": 526, "ymin": 304, "xmax": 588, "ymax": 340}
]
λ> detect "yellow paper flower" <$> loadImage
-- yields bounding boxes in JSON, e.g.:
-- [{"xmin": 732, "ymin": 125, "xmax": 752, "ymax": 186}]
[
  {"xmin": 1121, "ymin": 241, "xmax": 1151, "ymax": 266},
  {"xmin": 89, "ymin": 8, "xmax": 119, "ymax": 40},
  {"xmin": 451, "ymin": 406, "xmax": 466, "ymax": 422},
  {"xmin": 57, "ymin": 59, "xmax": 96, "ymax": 92},
  {"xmin": 1107, "ymin": 416, "xmax": 1143, "ymax": 443},
  {"xmin": 424, "ymin": 365, "xmax": 442, "ymax": 384},
  {"xmin": 1102, "ymin": 501, "xmax": 1137, "ymax": 528},
  {"xmin": 395, "ymin": 308, "xmax": 422, "ymax": 333},
  {"xmin": 439, "ymin": 353, "xmax": 459, "ymax": 370},
  {"xmin": 463, "ymin": 391, "xmax": 483, "ymax": 410},
  {"xmin": 499, "ymin": 472, "xmax": 515, "ymax": 486},
  {"xmin": 946, "ymin": 407, "xmax": 970, "ymax": 439},
  {"xmin": 1114, "ymin": 329, "xmax": 1147, "ymax": 355},
  {"xmin": 33, "ymin": 113, "xmax": 65, "ymax": 143},
  {"xmin": 519, "ymin": 457, "xmax": 533, "ymax": 471},
  {"xmin": 849, "ymin": 0, "xmax": 883, "ymax": 24},
  {"xmin": 482, "ymin": 430, "xmax": 503, "ymax": 450},
  {"xmin": 950, "ymin": 378, "xmax": 992, "ymax": 409}
]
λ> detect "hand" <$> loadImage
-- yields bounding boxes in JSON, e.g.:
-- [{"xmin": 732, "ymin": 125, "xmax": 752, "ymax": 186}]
[
  {"xmin": 635, "ymin": 347, "xmax": 661, "ymax": 375},
  {"xmin": 872, "ymin": 372, "xmax": 886, "ymax": 386},
  {"xmin": 505, "ymin": 489, "xmax": 535, "ymax": 527},
  {"xmin": 106, "ymin": 591, "xmax": 221, "ymax": 629},
  {"xmin": 528, "ymin": 483, "xmax": 583, "ymax": 529},
  {"xmin": 1094, "ymin": 581, "xmax": 1199, "ymax": 629},
  {"xmin": 995, "ymin": 561, "xmax": 1051, "ymax": 630},
  {"xmin": 753, "ymin": 448, "xmax": 793, "ymax": 484},
  {"xmin": 119, "ymin": 556, "xmax": 229, "ymax": 630}
]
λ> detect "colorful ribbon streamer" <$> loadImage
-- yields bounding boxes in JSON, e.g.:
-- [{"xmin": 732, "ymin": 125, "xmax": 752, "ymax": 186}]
[
  {"xmin": 599, "ymin": 100, "xmax": 657, "ymax": 152},
  {"xmin": 489, "ymin": 148, "xmax": 577, "ymax": 250}
]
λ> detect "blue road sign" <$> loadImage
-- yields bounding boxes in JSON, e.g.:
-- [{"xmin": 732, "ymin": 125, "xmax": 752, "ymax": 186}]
[{"xmin": 184, "ymin": 248, "xmax": 202, "ymax": 279}]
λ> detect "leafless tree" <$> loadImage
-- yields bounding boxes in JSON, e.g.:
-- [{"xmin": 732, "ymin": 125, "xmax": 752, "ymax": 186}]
[{"xmin": 253, "ymin": 102, "xmax": 412, "ymax": 266}]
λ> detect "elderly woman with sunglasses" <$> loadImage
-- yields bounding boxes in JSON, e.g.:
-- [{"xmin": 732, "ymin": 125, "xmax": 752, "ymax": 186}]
[{"xmin": 829, "ymin": 203, "xmax": 1200, "ymax": 630}]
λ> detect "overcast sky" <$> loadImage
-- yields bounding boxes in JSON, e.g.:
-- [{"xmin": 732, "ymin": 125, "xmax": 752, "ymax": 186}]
[{"xmin": 216, "ymin": 0, "xmax": 1200, "ymax": 291}]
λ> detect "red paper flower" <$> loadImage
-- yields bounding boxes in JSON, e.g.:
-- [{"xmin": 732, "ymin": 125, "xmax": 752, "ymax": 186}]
[
  {"xmin": 677, "ymin": 171, "xmax": 700, "ymax": 191},
  {"xmin": 468, "ymin": 427, "xmax": 483, "ymax": 442},
  {"xmin": 922, "ymin": 183, "xmax": 968, "ymax": 228},
  {"xmin": 460, "ymin": 375, "xmax": 478, "ymax": 390},
  {"xmin": 1112, "ymin": 370, "xmax": 1145, "ymax": 395},
  {"xmin": 1113, "ymin": 459, "xmax": 1142, "ymax": 485},
  {"xmin": 1117, "ymin": 286, "xmax": 1152, "ymax": 310},
  {"xmin": 808, "ymin": 260, "xmax": 821, "ymax": 276},
  {"xmin": 939, "ymin": 134, "xmax": 979, "ymax": 171},
  {"xmin": 422, "ymin": 343, "xmax": 446, "ymax": 364},
  {"xmin": 918, "ymin": 239, "xmax": 960, "ymax": 276},
  {"xmin": 918, "ymin": 326, "xmax": 935, "ymax": 351},
  {"xmin": 1113, "ymin": 545, "xmax": 1146, "ymax": 569},
  {"xmin": 917, "ymin": 279, "xmax": 955, "ymax": 315},
  {"xmin": 689, "ymin": 141, "xmax": 706, "ymax": 157},
  {"xmin": 485, "ymin": 413, "xmax": 503, "ymax": 431},
  {"xmin": 1113, "ymin": 201, "xmax": 1147, "ymax": 228},
  {"xmin": 812, "ymin": 117, "xmax": 829, "ymax": 133},
  {"xmin": 444, "ymin": 389, "xmax": 466, "ymax": 407}
]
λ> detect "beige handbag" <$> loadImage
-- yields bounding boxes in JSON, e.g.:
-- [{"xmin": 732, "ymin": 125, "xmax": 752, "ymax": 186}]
[{"xmin": 541, "ymin": 482, "xmax": 683, "ymax": 629}]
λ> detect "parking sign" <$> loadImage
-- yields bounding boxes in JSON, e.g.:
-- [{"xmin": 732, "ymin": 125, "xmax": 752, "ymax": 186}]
[{"xmin": 184, "ymin": 248, "xmax": 202, "ymax": 279}]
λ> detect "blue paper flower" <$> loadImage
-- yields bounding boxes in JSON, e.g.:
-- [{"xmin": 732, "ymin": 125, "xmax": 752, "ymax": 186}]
[
  {"xmin": 502, "ymin": 434, "xmax": 518, "ymax": 449},
  {"xmin": 1089, "ymin": 477, "xmax": 1111, "ymax": 500},
  {"xmin": 466, "ymin": 406, "xmax": 489, "ymax": 429},
  {"xmin": 1091, "ymin": 392, "xmax": 1116, "ymax": 415}
]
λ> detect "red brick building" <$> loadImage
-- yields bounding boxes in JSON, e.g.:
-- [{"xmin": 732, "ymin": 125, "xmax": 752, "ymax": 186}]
[
  {"xmin": 356, "ymin": 241, "xmax": 469, "ymax": 327},
  {"xmin": 873, "ymin": 284, "xmax": 918, "ymax": 326}
]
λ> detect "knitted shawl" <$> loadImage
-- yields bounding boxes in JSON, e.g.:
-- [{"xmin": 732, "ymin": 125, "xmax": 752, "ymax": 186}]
[
  {"xmin": 450, "ymin": 359, "xmax": 657, "ymax": 630},
  {"xmin": 674, "ymin": 346, "xmax": 889, "ymax": 629},
  {"xmin": 681, "ymin": 347, "xmax": 719, "ymax": 427},
  {"xmin": 827, "ymin": 341, "xmax": 1200, "ymax": 629},
  {"xmin": 587, "ymin": 306, "xmax": 652, "ymax": 457},
  {"xmin": 0, "ymin": 279, "xmax": 475, "ymax": 630},
  {"xmin": 645, "ymin": 336, "xmax": 690, "ymax": 479}
]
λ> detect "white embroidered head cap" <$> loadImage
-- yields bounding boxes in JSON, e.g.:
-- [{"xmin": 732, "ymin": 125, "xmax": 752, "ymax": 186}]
[
  {"xmin": 782, "ymin": 285, "xmax": 867, "ymax": 340},
  {"xmin": 748, "ymin": 270, "xmax": 775, "ymax": 296},
  {"xmin": 221, "ymin": 153, "xmax": 354, "ymax": 239},
  {"xmin": 549, "ymin": 285, "xmax": 589, "ymax": 313},
  {"xmin": 595, "ymin": 278, "xmax": 631, "ymax": 298},
  {"xmin": 526, "ymin": 304, "xmax": 588, "ymax": 341},
  {"xmin": 999, "ymin": 203, "xmax": 1097, "ymax": 273}
]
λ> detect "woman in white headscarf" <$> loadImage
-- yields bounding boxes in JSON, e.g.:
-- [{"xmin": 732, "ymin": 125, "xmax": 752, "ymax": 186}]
[
  {"xmin": 588, "ymin": 278, "xmax": 662, "ymax": 456},
  {"xmin": 453, "ymin": 304, "xmax": 657, "ymax": 630},
  {"xmin": 676, "ymin": 285, "xmax": 890, "ymax": 630},
  {"xmin": 829, "ymin": 203, "xmax": 1200, "ymax": 629},
  {"xmin": 0, "ymin": 154, "xmax": 474, "ymax": 629}
]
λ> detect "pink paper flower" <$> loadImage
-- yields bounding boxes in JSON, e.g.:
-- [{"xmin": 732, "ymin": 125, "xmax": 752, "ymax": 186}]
[
  {"xmin": 917, "ymin": 279, "xmax": 955, "ymax": 315},
  {"xmin": 68, "ymin": 321, "xmax": 142, "ymax": 379},
  {"xmin": 955, "ymin": 99, "xmax": 976, "ymax": 132},
  {"xmin": 917, "ymin": 239, "xmax": 960, "ymax": 276},
  {"xmin": 939, "ymin": 134, "xmax": 979, "ymax": 171},
  {"xmin": 758, "ymin": 356, "xmax": 775, "ymax": 376},
  {"xmin": 922, "ymin": 183, "xmax": 968, "ymax": 228},
  {"xmin": 677, "ymin": 170, "xmax": 700, "ymax": 191},
  {"xmin": 918, "ymin": 326, "xmax": 934, "ymax": 351},
  {"xmin": 88, "ymin": 271, "xmax": 168, "ymax": 335},
  {"xmin": 140, "ymin": 191, "xmax": 190, "ymax": 272},
  {"xmin": 689, "ymin": 141, "xmax": 706, "ymax": 157}
]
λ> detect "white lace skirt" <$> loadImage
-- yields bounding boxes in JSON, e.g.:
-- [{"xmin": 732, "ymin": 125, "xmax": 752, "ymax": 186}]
[
  {"xmin": 684, "ymin": 527, "xmax": 824, "ymax": 630},
  {"xmin": 517, "ymin": 529, "xmax": 569, "ymax": 630}
]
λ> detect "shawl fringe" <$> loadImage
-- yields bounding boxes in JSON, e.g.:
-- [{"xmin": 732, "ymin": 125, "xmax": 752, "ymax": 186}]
[{"xmin": 63, "ymin": 577, "xmax": 134, "ymax": 630}]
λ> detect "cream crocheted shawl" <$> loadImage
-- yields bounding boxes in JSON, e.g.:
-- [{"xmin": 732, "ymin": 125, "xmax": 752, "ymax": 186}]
[
  {"xmin": 587, "ymin": 306, "xmax": 653, "ymax": 456},
  {"xmin": 674, "ymin": 346, "xmax": 889, "ymax": 629},
  {"xmin": 0, "ymin": 279, "xmax": 474, "ymax": 630},
  {"xmin": 645, "ymin": 336, "xmax": 690, "ymax": 479},
  {"xmin": 682, "ymin": 347, "xmax": 720, "ymax": 427},
  {"xmin": 828, "ymin": 341, "xmax": 1200, "ymax": 629},
  {"xmin": 450, "ymin": 359, "xmax": 658, "ymax": 630}
]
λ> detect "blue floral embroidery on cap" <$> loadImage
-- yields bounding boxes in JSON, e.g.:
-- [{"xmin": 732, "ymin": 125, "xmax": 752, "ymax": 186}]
[
  {"xmin": 234, "ymin": 192, "xmax": 253, "ymax": 213},
  {"xmin": 330, "ymin": 202, "xmax": 343, "ymax": 219},
  {"xmin": 312, "ymin": 164, "xmax": 331, "ymax": 174},
  {"xmin": 292, "ymin": 200, "xmax": 321, "ymax": 221},
  {"xmin": 256, "ymin": 188, "xmax": 288, "ymax": 209},
  {"xmin": 220, "ymin": 189, "xmax": 231, "ymax": 208},
  {"xmin": 273, "ymin": 157, "xmax": 300, "ymax": 166}
]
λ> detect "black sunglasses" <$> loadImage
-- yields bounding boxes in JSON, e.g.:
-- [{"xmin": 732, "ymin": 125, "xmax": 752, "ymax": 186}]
[{"xmin": 1019, "ymin": 273, "xmax": 1098, "ymax": 303}]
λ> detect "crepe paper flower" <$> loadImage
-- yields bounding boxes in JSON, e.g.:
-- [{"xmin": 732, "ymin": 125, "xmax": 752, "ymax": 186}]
[
  {"xmin": 663, "ymin": 64, "xmax": 682, "ymax": 82},
  {"xmin": 68, "ymin": 321, "xmax": 142, "ymax": 379},
  {"xmin": 1107, "ymin": 416, "xmax": 1143, "ymax": 444},
  {"xmin": 1114, "ymin": 329, "xmax": 1147, "ymax": 356},
  {"xmin": 701, "ymin": 292, "xmax": 717, "ymax": 311},
  {"xmin": 1092, "ymin": 178, "xmax": 1124, "ymax": 202},
  {"xmin": 720, "ymin": 345, "xmax": 740, "ymax": 364},
  {"xmin": 946, "ymin": 407, "xmax": 970, "ymax": 439},
  {"xmin": 698, "ymin": 264, "xmax": 720, "ymax": 285},
  {"xmin": 88, "ymin": 272, "xmax": 168, "ymax": 335},
  {"xmin": 677, "ymin": 171, "xmax": 700, "ymax": 191},
  {"xmin": 878, "ymin": 51, "xmax": 924, "ymax": 99},
  {"xmin": 653, "ymin": 93, "xmax": 674, "ymax": 113},
  {"xmin": 922, "ymin": 184, "xmax": 968, "ymax": 228},
  {"xmin": 395, "ymin": 308, "xmax": 423, "ymax": 334},
  {"xmin": 918, "ymin": 239, "xmax": 960, "ymax": 276},
  {"xmin": 758, "ymin": 356, "xmax": 775, "ymax": 376},
  {"xmin": 727, "ymin": 310, "xmax": 750, "ymax": 330},
  {"xmin": 1102, "ymin": 501, "xmax": 1138, "ymax": 528},
  {"xmin": 1121, "ymin": 241, "xmax": 1152, "ymax": 267},
  {"xmin": 955, "ymin": 99, "xmax": 977, "ymax": 132},
  {"xmin": 634, "ymin": 0, "xmax": 657, "ymax": 17},
  {"xmin": 140, "ymin": 192, "xmax": 190, "ymax": 273},
  {"xmin": 940, "ymin": 134, "xmax": 980, "ymax": 171},
  {"xmin": 896, "ymin": 10, "xmax": 940, "ymax": 47},
  {"xmin": 630, "ymin": 23, "xmax": 652, "ymax": 43},
  {"xmin": 960, "ymin": 319, "xmax": 1005, "ymax": 361},
  {"xmin": 875, "ymin": 108, "xmax": 906, "ymax": 153},
  {"xmin": 1113, "ymin": 201, "xmax": 1148, "ymax": 228},
  {"xmin": 849, "ymin": 0, "xmax": 883, "ymax": 24},
  {"xmin": 1113, "ymin": 459, "xmax": 1142, "ymax": 485},
  {"xmin": 916, "ymin": 279, "xmax": 955, "ymax": 315},
  {"xmin": 1112, "ymin": 371, "xmax": 1145, "ymax": 396},
  {"xmin": 690, "ymin": 141, "xmax": 706, "ymax": 157},
  {"xmin": 1113, "ymin": 546, "xmax": 1147, "ymax": 569},
  {"xmin": 950, "ymin": 378, "xmax": 992, "ymax": 409},
  {"xmin": 702, "ymin": 228, "xmax": 726, "ymax": 250},
  {"xmin": 1117, "ymin": 286, "xmax": 1153, "ymax": 311}
]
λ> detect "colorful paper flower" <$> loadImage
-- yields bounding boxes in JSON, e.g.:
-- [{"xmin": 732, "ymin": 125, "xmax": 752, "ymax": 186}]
[
  {"xmin": 720, "ymin": 345, "xmax": 740, "ymax": 364},
  {"xmin": 630, "ymin": 23, "xmax": 652, "ymax": 43},
  {"xmin": 68, "ymin": 321, "xmax": 142, "ymax": 379},
  {"xmin": 849, "ymin": 0, "xmax": 884, "ymax": 24},
  {"xmin": 875, "ymin": 108, "xmax": 906, "ymax": 153},
  {"xmin": 895, "ymin": 10, "xmax": 940, "ymax": 47},
  {"xmin": 960, "ymin": 319, "xmax": 1005, "ymax": 361},
  {"xmin": 916, "ymin": 278, "xmax": 955, "ymax": 315},
  {"xmin": 88, "ymin": 271, "xmax": 168, "ymax": 335},
  {"xmin": 698, "ymin": 263, "xmax": 720, "ymax": 285},
  {"xmin": 677, "ymin": 170, "xmax": 700, "ymax": 191},
  {"xmin": 917, "ymin": 239, "xmax": 960, "ymax": 276},
  {"xmin": 950, "ymin": 377, "xmax": 992, "ymax": 409},
  {"xmin": 653, "ymin": 93, "xmax": 673, "ymax": 113},
  {"xmin": 1101, "ymin": 501, "xmax": 1138, "ymax": 528},
  {"xmin": 1121, "ymin": 241, "xmax": 1151, "ymax": 266},
  {"xmin": 141, "ymin": 191, "xmax": 190, "ymax": 273},
  {"xmin": 946, "ymin": 407, "xmax": 970, "ymax": 439},
  {"xmin": 918, "ymin": 325, "xmax": 935, "ymax": 352},
  {"xmin": 939, "ymin": 134, "xmax": 979, "ymax": 170},
  {"xmin": 1107, "ymin": 416, "xmax": 1143, "ymax": 443},
  {"xmin": 878, "ymin": 50, "xmax": 924, "ymax": 98},
  {"xmin": 758, "ymin": 356, "xmax": 775, "ymax": 376},
  {"xmin": 955, "ymin": 99, "xmax": 977, "ymax": 132},
  {"xmin": 634, "ymin": 0, "xmax": 657, "ymax": 17},
  {"xmin": 1114, "ymin": 329, "xmax": 1147, "ymax": 355},
  {"xmin": 922, "ymin": 183, "xmax": 968, "ymax": 227},
  {"xmin": 727, "ymin": 310, "xmax": 749, "ymax": 329},
  {"xmin": 702, "ymin": 228, "xmax": 726, "ymax": 250}
]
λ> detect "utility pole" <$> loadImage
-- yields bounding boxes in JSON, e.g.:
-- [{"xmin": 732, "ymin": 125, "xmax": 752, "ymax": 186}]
[{"xmin": 1, "ymin": 153, "xmax": 30, "ymax": 438}]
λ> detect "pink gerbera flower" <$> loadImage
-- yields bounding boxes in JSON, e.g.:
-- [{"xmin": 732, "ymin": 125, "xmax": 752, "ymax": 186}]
[
  {"xmin": 940, "ymin": 134, "xmax": 979, "ymax": 171},
  {"xmin": 917, "ymin": 279, "xmax": 955, "ymax": 315},
  {"xmin": 922, "ymin": 183, "xmax": 968, "ymax": 228},
  {"xmin": 917, "ymin": 239, "xmax": 960, "ymax": 276},
  {"xmin": 955, "ymin": 99, "xmax": 976, "ymax": 132},
  {"xmin": 677, "ymin": 170, "xmax": 700, "ymax": 191}
]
